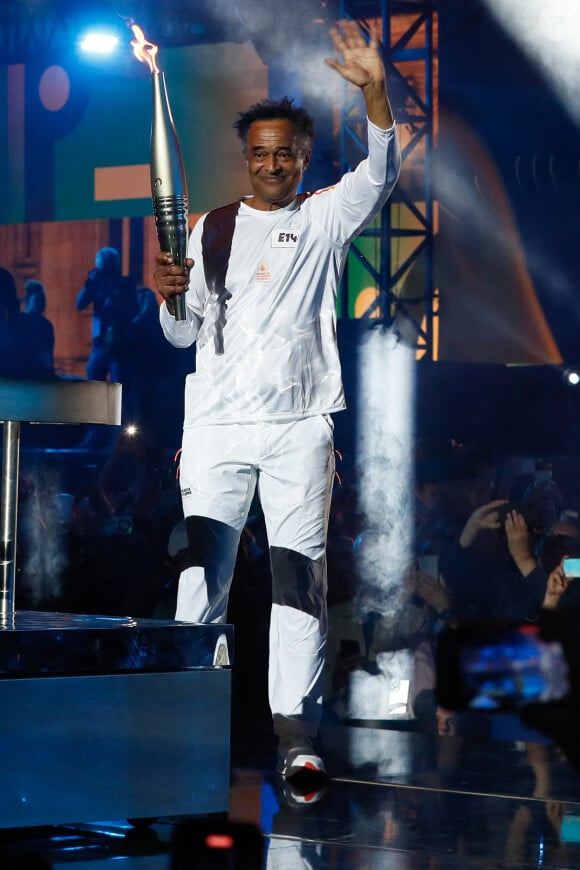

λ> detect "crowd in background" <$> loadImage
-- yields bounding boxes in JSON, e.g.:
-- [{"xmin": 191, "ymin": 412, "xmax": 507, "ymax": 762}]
[
  {"xmin": 0, "ymin": 267, "xmax": 55, "ymax": 380},
  {"xmin": 3, "ymin": 252, "xmax": 580, "ymax": 742},
  {"xmin": 0, "ymin": 251, "xmax": 189, "ymax": 449},
  {"xmin": 11, "ymin": 425, "xmax": 580, "ymax": 742}
]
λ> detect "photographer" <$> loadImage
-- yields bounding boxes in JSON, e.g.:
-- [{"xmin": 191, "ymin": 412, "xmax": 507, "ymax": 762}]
[
  {"xmin": 76, "ymin": 247, "xmax": 138, "ymax": 384},
  {"xmin": 440, "ymin": 499, "xmax": 549, "ymax": 622}
]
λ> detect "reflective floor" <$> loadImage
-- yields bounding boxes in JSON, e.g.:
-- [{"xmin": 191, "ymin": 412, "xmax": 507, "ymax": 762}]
[{"xmin": 2, "ymin": 722, "xmax": 580, "ymax": 869}]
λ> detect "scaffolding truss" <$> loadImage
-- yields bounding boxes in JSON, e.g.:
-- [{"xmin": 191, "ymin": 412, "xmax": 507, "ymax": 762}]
[{"xmin": 340, "ymin": 0, "xmax": 437, "ymax": 359}]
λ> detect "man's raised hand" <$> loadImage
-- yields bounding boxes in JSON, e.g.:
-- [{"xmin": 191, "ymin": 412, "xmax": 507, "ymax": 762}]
[
  {"xmin": 325, "ymin": 20, "xmax": 393, "ymax": 129},
  {"xmin": 325, "ymin": 20, "xmax": 385, "ymax": 89}
]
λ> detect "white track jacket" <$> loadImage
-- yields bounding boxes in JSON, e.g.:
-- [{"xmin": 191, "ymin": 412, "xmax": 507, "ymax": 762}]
[{"xmin": 160, "ymin": 119, "xmax": 401, "ymax": 428}]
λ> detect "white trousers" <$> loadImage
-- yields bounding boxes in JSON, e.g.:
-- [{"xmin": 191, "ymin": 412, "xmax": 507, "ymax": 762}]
[{"xmin": 176, "ymin": 416, "xmax": 335, "ymax": 737}]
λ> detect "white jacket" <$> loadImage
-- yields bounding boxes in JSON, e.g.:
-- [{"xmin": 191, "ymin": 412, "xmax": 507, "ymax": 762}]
[{"xmin": 160, "ymin": 119, "xmax": 401, "ymax": 427}]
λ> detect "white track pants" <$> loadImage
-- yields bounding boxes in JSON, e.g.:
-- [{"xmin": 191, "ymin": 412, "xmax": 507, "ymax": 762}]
[{"xmin": 176, "ymin": 416, "xmax": 335, "ymax": 738}]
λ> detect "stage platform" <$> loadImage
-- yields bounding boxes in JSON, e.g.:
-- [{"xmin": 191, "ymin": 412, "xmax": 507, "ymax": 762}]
[
  {"xmin": 1, "ymin": 721, "xmax": 580, "ymax": 869},
  {"xmin": 0, "ymin": 611, "xmax": 233, "ymax": 829}
]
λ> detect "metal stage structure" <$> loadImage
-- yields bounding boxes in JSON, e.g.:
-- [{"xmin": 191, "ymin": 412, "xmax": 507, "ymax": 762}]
[
  {"xmin": 1, "ymin": 611, "xmax": 233, "ymax": 828},
  {"xmin": 0, "ymin": 379, "xmax": 232, "ymax": 826},
  {"xmin": 340, "ymin": 0, "xmax": 437, "ymax": 359}
]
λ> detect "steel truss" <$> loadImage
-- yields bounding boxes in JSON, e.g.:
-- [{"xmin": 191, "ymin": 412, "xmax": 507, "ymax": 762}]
[{"xmin": 340, "ymin": 0, "xmax": 437, "ymax": 359}]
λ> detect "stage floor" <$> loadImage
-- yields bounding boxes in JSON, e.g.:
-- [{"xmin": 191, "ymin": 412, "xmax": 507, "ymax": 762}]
[{"xmin": 1, "ymin": 721, "xmax": 580, "ymax": 869}]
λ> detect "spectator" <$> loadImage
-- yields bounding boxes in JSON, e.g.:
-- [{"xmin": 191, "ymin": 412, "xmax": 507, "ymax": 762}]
[
  {"xmin": 542, "ymin": 557, "xmax": 575, "ymax": 610},
  {"xmin": 76, "ymin": 247, "xmax": 139, "ymax": 444},
  {"xmin": 0, "ymin": 267, "xmax": 22, "ymax": 376},
  {"xmin": 76, "ymin": 246, "xmax": 138, "ymax": 385},
  {"xmin": 129, "ymin": 286, "xmax": 177, "ymax": 441},
  {"xmin": 22, "ymin": 279, "xmax": 55, "ymax": 378},
  {"xmin": 440, "ymin": 500, "xmax": 549, "ymax": 622},
  {"xmin": 0, "ymin": 268, "xmax": 55, "ymax": 379}
]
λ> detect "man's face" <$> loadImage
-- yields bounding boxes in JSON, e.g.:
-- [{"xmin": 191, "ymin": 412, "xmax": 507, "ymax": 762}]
[{"xmin": 245, "ymin": 119, "xmax": 310, "ymax": 210}]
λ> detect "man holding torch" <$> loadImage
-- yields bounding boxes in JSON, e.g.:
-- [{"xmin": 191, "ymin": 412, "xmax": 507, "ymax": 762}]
[{"xmin": 154, "ymin": 19, "xmax": 401, "ymax": 782}]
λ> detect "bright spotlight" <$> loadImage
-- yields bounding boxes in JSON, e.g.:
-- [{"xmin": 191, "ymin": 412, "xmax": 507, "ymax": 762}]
[
  {"xmin": 80, "ymin": 32, "xmax": 120, "ymax": 54},
  {"xmin": 124, "ymin": 424, "xmax": 138, "ymax": 436},
  {"xmin": 480, "ymin": 0, "xmax": 580, "ymax": 126},
  {"xmin": 563, "ymin": 368, "xmax": 580, "ymax": 387}
]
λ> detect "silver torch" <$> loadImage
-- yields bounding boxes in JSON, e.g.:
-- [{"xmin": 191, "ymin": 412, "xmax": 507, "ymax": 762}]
[{"xmin": 131, "ymin": 25, "xmax": 188, "ymax": 320}]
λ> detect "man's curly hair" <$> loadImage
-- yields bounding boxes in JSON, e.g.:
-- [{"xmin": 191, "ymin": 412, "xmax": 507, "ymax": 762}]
[{"xmin": 234, "ymin": 97, "xmax": 315, "ymax": 154}]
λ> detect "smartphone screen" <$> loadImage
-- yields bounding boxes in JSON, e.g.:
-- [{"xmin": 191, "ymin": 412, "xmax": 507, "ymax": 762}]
[
  {"xmin": 561, "ymin": 815, "xmax": 580, "ymax": 843},
  {"xmin": 563, "ymin": 558, "xmax": 580, "ymax": 577}
]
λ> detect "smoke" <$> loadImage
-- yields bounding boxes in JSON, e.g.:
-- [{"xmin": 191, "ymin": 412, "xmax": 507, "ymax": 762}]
[
  {"xmin": 300, "ymin": 47, "xmax": 343, "ymax": 107},
  {"xmin": 231, "ymin": 0, "xmax": 346, "ymax": 107},
  {"xmin": 336, "ymin": 649, "xmax": 414, "ymax": 722},
  {"xmin": 354, "ymin": 326, "xmax": 416, "ymax": 618},
  {"xmin": 19, "ymin": 472, "xmax": 71, "ymax": 607}
]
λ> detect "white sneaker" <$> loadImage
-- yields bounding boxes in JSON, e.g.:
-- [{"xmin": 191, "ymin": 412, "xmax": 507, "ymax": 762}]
[{"xmin": 277, "ymin": 739, "xmax": 326, "ymax": 779}]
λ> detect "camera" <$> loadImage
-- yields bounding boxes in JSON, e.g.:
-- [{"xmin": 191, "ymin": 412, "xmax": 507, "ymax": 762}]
[{"xmin": 497, "ymin": 501, "xmax": 541, "ymax": 529}]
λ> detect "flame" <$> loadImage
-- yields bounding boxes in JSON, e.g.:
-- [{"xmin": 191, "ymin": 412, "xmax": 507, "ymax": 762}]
[{"xmin": 130, "ymin": 24, "xmax": 160, "ymax": 74}]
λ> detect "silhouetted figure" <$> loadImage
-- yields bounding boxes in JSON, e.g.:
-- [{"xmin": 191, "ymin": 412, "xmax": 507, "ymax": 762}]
[
  {"xmin": 76, "ymin": 246, "xmax": 138, "ymax": 384},
  {"xmin": 440, "ymin": 499, "xmax": 549, "ymax": 621},
  {"xmin": 0, "ymin": 268, "xmax": 55, "ymax": 379},
  {"xmin": 0, "ymin": 267, "xmax": 21, "ymax": 376},
  {"xmin": 22, "ymin": 279, "xmax": 55, "ymax": 378},
  {"xmin": 129, "ymin": 286, "xmax": 177, "ymax": 441}
]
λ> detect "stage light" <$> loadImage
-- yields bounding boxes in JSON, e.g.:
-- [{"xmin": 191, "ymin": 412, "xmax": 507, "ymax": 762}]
[
  {"xmin": 124, "ymin": 424, "xmax": 138, "ymax": 436},
  {"xmin": 481, "ymin": 0, "xmax": 580, "ymax": 126},
  {"xmin": 79, "ymin": 32, "xmax": 120, "ymax": 54},
  {"xmin": 563, "ymin": 368, "xmax": 580, "ymax": 387}
]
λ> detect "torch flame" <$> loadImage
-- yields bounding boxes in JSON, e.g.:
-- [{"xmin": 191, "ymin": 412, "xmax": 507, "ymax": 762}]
[{"xmin": 130, "ymin": 24, "xmax": 160, "ymax": 74}]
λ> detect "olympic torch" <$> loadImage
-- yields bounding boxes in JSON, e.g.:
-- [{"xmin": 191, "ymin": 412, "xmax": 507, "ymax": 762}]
[{"xmin": 131, "ymin": 25, "xmax": 188, "ymax": 320}]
